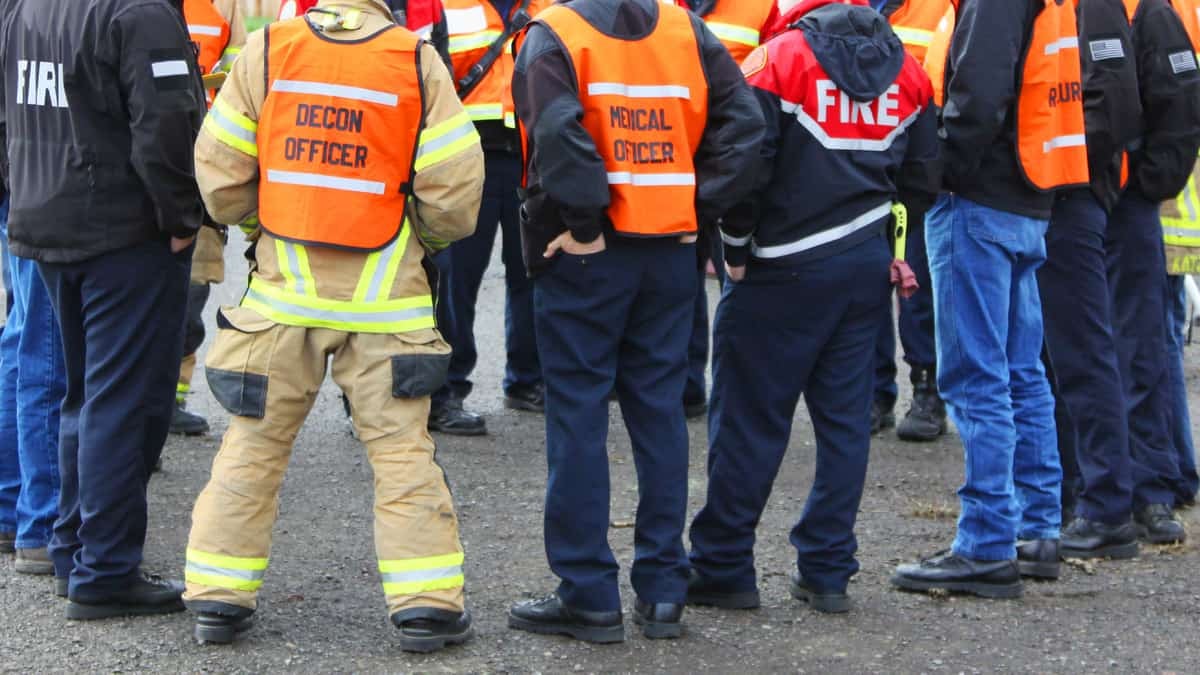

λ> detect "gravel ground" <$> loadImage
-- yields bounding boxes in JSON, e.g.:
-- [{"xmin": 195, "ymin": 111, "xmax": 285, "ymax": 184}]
[{"xmin": 1, "ymin": 242, "xmax": 1197, "ymax": 674}]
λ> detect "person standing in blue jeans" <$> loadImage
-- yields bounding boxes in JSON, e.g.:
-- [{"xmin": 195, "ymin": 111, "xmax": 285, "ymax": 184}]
[
  {"xmin": 1165, "ymin": 274, "xmax": 1199, "ymax": 507},
  {"xmin": 892, "ymin": 0, "xmax": 1088, "ymax": 599},
  {"xmin": 0, "ymin": 196, "xmax": 65, "ymax": 575}
]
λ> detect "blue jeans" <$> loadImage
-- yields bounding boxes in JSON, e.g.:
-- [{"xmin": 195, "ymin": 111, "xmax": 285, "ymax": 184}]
[
  {"xmin": 1165, "ymin": 274, "xmax": 1198, "ymax": 504},
  {"xmin": 0, "ymin": 200, "xmax": 66, "ymax": 549},
  {"xmin": 927, "ymin": 195, "xmax": 1060, "ymax": 561}
]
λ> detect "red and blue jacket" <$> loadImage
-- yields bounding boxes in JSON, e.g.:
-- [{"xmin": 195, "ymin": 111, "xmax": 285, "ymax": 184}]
[{"xmin": 720, "ymin": 0, "xmax": 940, "ymax": 266}]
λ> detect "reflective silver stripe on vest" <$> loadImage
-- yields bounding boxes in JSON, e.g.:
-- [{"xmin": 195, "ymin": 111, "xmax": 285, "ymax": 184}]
[
  {"xmin": 271, "ymin": 79, "xmax": 399, "ymax": 106},
  {"xmin": 244, "ymin": 287, "xmax": 433, "ymax": 325},
  {"xmin": 380, "ymin": 565, "xmax": 463, "ymax": 585},
  {"xmin": 185, "ymin": 561, "xmax": 265, "ymax": 582},
  {"xmin": 1042, "ymin": 134, "xmax": 1086, "ymax": 154},
  {"xmin": 188, "ymin": 24, "xmax": 224, "ymax": 37},
  {"xmin": 267, "ymin": 170, "xmax": 386, "ymax": 195},
  {"xmin": 607, "ymin": 172, "xmax": 696, "ymax": 187},
  {"xmin": 1044, "ymin": 37, "xmax": 1079, "ymax": 55},
  {"xmin": 587, "ymin": 83, "xmax": 691, "ymax": 100},
  {"xmin": 751, "ymin": 201, "xmax": 892, "ymax": 259}
]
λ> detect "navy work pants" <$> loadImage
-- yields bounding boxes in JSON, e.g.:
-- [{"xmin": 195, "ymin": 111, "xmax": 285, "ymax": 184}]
[
  {"xmin": 690, "ymin": 235, "xmax": 891, "ymax": 594},
  {"xmin": 535, "ymin": 237, "xmax": 695, "ymax": 612},
  {"xmin": 434, "ymin": 152, "xmax": 540, "ymax": 404},
  {"xmin": 1040, "ymin": 191, "xmax": 1131, "ymax": 523},
  {"xmin": 39, "ymin": 238, "xmax": 190, "ymax": 595},
  {"xmin": 1106, "ymin": 193, "xmax": 1181, "ymax": 511},
  {"xmin": 874, "ymin": 202, "xmax": 935, "ymax": 404}
]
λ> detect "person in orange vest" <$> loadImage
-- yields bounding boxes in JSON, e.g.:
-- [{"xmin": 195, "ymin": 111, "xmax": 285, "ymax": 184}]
[
  {"xmin": 182, "ymin": 0, "xmax": 485, "ymax": 650},
  {"xmin": 280, "ymin": 0, "xmax": 449, "ymax": 58},
  {"xmin": 891, "ymin": 0, "xmax": 1088, "ymax": 599},
  {"xmin": 664, "ymin": 0, "xmax": 779, "ymax": 421},
  {"xmin": 1045, "ymin": 0, "xmax": 1200, "ymax": 562},
  {"xmin": 169, "ymin": 0, "xmax": 248, "ymax": 438},
  {"xmin": 507, "ymin": 0, "xmax": 763, "ymax": 642},
  {"xmin": 870, "ymin": 0, "xmax": 950, "ymax": 443},
  {"xmin": 429, "ymin": 0, "xmax": 553, "ymax": 436}
]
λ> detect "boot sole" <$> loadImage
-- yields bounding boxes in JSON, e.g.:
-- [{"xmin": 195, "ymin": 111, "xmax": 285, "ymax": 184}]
[
  {"xmin": 427, "ymin": 424, "xmax": 488, "ymax": 437},
  {"xmin": 790, "ymin": 584, "xmax": 851, "ymax": 613},
  {"xmin": 398, "ymin": 625, "xmax": 474, "ymax": 653},
  {"xmin": 896, "ymin": 422, "xmax": 947, "ymax": 443},
  {"xmin": 1060, "ymin": 541, "xmax": 1139, "ymax": 560},
  {"xmin": 1017, "ymin": 560, "xmax": 1061, "ymax": 580},
  {"xmin": 891, "ymin": 575, "xmax": 1022, "ymax": 599},
  {"xmin": 632, "ymin": 613, "xmax": 682, "ymax": 639},
  {"xmin": 685, "ymin": 589, "xmax": 761, "ymax": 610},
  {"xmin": 1137, "ymin": 526, "xmax": 1186, "ymax": 546},
  {"xmin": 503, "ymin": 397, "xmax": 544, "ymax": 413},
  {"xmin": 14, "ymin": 560, "xmax": 55, "ymax": 575},
  {"xmin": 195, "ymin": 618, "xmax": 254, "ymax": 645},
  {"xmin": 507, "ymin": 614, "xmax": 624, "ymax": 644},
  {"xmin": 169, "ymin": 429, "xmax": 209, "ymax": 437},
  {"xmin": 66, "ymin": 598, "xmax": 186, "ymax": 620}
]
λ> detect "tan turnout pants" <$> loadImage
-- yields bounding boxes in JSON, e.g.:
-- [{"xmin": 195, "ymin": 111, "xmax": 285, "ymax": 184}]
[{"xmin": 183, "ymin": 306, "xmax": 464, "ymax": 617}]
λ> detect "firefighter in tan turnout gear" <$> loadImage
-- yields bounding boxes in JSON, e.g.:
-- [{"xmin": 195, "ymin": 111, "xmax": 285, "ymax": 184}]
[{"xmin": 181, "ymin": 0, "xmax": 485, "ymax": 652}]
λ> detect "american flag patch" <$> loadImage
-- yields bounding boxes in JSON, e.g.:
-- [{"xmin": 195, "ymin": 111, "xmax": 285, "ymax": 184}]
[
  {"xmin": 1089, "ymin": 39, "xmax": 1124, "ymax": 61},
  {"xmin": 1170, "ymin": 50, "xmax": 1198, "ymax": 75}
]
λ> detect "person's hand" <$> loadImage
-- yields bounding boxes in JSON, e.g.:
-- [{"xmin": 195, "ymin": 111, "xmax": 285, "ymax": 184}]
[
  {"xmin": 170, "ymin": 235, "xmax": 197, "ymax": 254},
  {"xmin": 725, "ymin": 262, "xmax": 745, "ymax": 283},
  {"xmin": 544, "ymin": 231, "xmax": 606, "ymax": 258}
]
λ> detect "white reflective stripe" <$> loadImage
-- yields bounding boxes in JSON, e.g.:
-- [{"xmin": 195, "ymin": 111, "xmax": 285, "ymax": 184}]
[
  {"xmin": 271, "ymin": 79, "xmax": 398, "ymax": 107},
  {"xmin": 1164, "ymin": 225, "xmax": 1200, "ymax": 238},
  {"xmin": 363, "ymin": 238, "xmax": 402, "ymax": 303},
  {"xmin": 1183, "ymin": 180, "xmax": 1198, "ymax": 222},
  {"xmin": 721, "ymin": 230, "xmax": 751, "ymax": 247},
  {"xmin": 152, "ymin": 60, "xmax": 189, "ymax": 78},
  {"xmin": 185, "ymin": 561, "xmax": 265, "ymax": 581},
  {"xmin": 607, "ymin": 172, "xmax": 696, "ymax": 187},
  {"xmin": 587, "ymin": 82, "xmax": 691, "ymax": 100},
  {"xmin": 892, "ymin": 26, "xmax": 933, "ymax": 47},
  {"xmin": 281, "ymin": 241, "xmax": 309, "ymax": 296},
  {"xmin": 244, "ymin": 286, "xmax": 434, "ymax": 326},
  {"xmin": 444, "ymin": 5, "xmax": 488, "ymax": 34},
  {"xmin": 379, "ymin": 565, "xmax": 463, "ymax": 584},
  {"xmin": 267, "ymin": 170, "xmax": 386, "ymax": 195},
  {"xmin": 783, "ymin": 99, "xmax": 922, "ymax": 152},
  {"xmin": 1044, "ymin": 37, "xmax": 1079, "ymax": 55},
  {"xmin": 705, "ymin": 21, "xmax": 760, "ymax": 48},
  {"xmin": 465, "ymin": 103, "xmax": 504, "ymax": 120},
  {"xmin": 751, "ymin": 202, "xmax": 892, "ymax": 259},
  {"xmin": 188, "ymin": 24, "xmax": 224, "ymax": 37},
  {"xmin": 1042, "ymin": 134, "xmax": 1086, "ymax": 154}
]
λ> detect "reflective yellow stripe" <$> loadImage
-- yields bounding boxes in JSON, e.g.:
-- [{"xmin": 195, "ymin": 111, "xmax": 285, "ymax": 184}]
[
  {"xmin": 893, "ymin": 26, "xmax": 934, "ymax": 48},
  {"xmin": 414, "ymin": 111, "xmax": 480, "ymax": 172},
  {"xmin": 705, "ymin": 21, "xmax": 760, "ymax": 48},
  {"xmin": 177, "ymin": 382, "xmax": 191, "ymax": 395},
  {"xmin": 448, "ymin": 30, "xmax": 503, "ymax": 54},
  {"xmin": 353, "ymin": 221, "xmax": 412, "ymax": 302},
  {"xmin": 379, "ymin": 552, "xmax": 464, "ymax": 596},
  {"xmin": 464, "ymin": 103, "xmax": 503, "ymax": 121},
  {"xmin": 382, "ymin": 574, "xmax": 465, "ymax": 596},
  {"xmin": 217, "ymin": 46, "xmax": 242, "ymax": 73},
  {"xmin": 242, "ymin": 280, "xmax": 435, "ymax": 333},
  {"xmin": 1165, "ymin": 154, "xmax": 1200, "ymax": 246},
  {"xmin": 187, "ymin": 548, "xmax": 269, "ymax": 570},
  {"xmin": 504, "ymin": 111, "xmax": 515, "ymax": 129},
  {"xmin": 378, "ymin": 552, "xmax": 464, "ymax": 573},
  {"xmin": 203, "ymin": 97, "xmax": 258, "ymax": 157},
  {"xmin": 275, "ymin": 239, "xmax": 315, "ymax": 297},
  {"xmin": 185, "ymin": 570, "xmax": 264, "ymax": 592}
]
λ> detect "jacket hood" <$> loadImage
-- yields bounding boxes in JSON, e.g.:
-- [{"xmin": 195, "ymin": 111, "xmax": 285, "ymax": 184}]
[{"xmin": 784, "ymin": 0, "xmax": 906, "ymax": 102}]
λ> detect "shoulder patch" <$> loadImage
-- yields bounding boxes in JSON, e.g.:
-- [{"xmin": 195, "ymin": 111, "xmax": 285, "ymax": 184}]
[{"xmin": 740, "ymin": 45, "xmax": 768, "ymax": 78}]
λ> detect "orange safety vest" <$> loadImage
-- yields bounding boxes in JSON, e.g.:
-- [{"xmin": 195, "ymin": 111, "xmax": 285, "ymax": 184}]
[
  {"xmin": 887, "ymin": 0, "xmax": 951, "ymax": 63},
  {"xmin": 1169, "ymin": 0, "xmax": 1200, "ymax": 50},
  {"xmin": 184, "ymin": 0, "xmax": 232, "ymax": 106},
  {"xmin": 700, "ymin": 0, "xmax": 776, "ymax": 64},
  {"xmin": 257, "ymin": 18, "xmax": 425, "ymax": 251},
  {"xmin": 444, "ymin": 0, "xmax": 551, "ymax": 126},
  {"xmin": 519, "ymin": 4, "xmax": 709, "ymax": 237},
  {"xmin": 927, "ymin": 0, "xmax": 1088, "ymax": 191}
]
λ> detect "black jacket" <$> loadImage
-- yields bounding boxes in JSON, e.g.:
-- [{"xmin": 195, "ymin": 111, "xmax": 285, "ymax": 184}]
[
  {"xmin": 512, "ymin": 0, "xmax": 764, "ymax": 274},
  {"xmin": 719, "ymin": 1, "xmax": 940, "ymax": 267},
  {"xmin": 1126, "ymin": 0, "xmax": 1200, "ymax": 202},
  {"xmin": 939, "ymin": 0, "xmax": 1053, "ymax": 218},
  {"xmin": 0, "ymin": 0, "xmax": 205, "ymax": 263}
]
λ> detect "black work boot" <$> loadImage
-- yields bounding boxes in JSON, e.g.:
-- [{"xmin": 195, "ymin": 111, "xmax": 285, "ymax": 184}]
[
  {"xmin": 504, "ymin": 383, "xmax": 545, "ymax": 413},
  {"xmin": 428, "ymin": 397, "xmax": 487, "ymax": 436},
  {"xmin": 789, "ymin": 572, "xmax": 851, "ymax": 613},
  {"xmin": 392, "ymin": 608, "xmax": 474, "ymax": 653},
  {"xmin": 633, "ymin": 598, "xmax": 683, "ymax": 639},
  {"xmin": 66, "ymin": 572, "xmax": 185, "ymax": 620},
  {"xmin": 508, "ymin": 593, "xmax": 624, "ymax": 644},
  {"xmin": 683, "ymin": 397, "xmax": 708, "ymax": 420},
  {"xmin": 189, "ymin": 601, "xmax": 256, "ymax": 645},
  {"xmin": 0, "ymin": 530, "xmax": 14, "ymax": 554},
  {"xmin": 1016, "ymin": 539, "xmax": 1061, "ymax": 580},
  {"xmin": 871, "ymin": 399, "xmax": 896, "ymax": 435},
  {"xmin": 891, "ymin": 550, "xmax": 1022, "ymax": 599},
  {"xmin": 1134, "ymin": 504, "xmax": 1187, "ymax": 544},
  {"xmin": 1060, "ymin": 517, "xmax": 1139, "ymax": 559},
  {"xmin": 897, "ymin": 367, "xmax": 947, "ymax": 442},
  {"xmin": 169, "ymin": 401, "xmax": 210, "ymax": 436},
  {"xmin": 685, "ymin": 569, "xmax": 760, "ymax": 609}
]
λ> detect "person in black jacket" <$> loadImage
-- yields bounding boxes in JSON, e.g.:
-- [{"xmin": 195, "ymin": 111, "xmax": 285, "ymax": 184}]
[
  {"xmin": 508, "ymin": 0, "xmax": 762, "ymax": 642},
  {"xmin": 0, "ymin": 0, "xmax": 204, "ymax": 618},
  {"xmin": 1049, "ymin": 0, "xmax": 1200, "ymax": 560}
]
